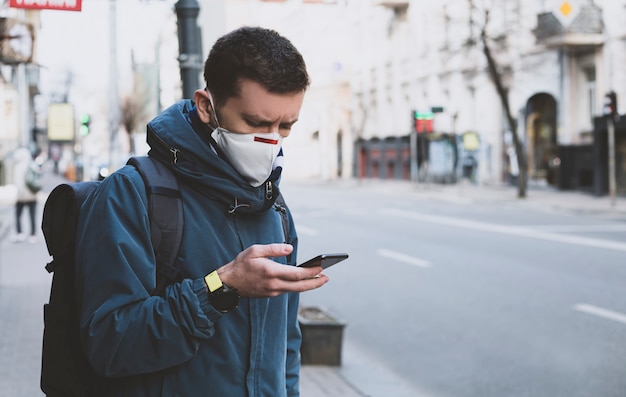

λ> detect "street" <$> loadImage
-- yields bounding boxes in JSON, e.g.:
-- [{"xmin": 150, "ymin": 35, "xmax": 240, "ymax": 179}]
[
  {"xmin": 286, "ymin": 180, "xmax": 626, "ymax": 397},
  {"xmin": 1, "ymin": 179, "xmax": 626, "ymax": 397}
]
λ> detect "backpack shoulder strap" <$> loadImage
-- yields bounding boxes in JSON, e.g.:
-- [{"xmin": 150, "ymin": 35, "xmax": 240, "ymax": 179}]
[{"xmin": 127, "ymin": 156, "xmax": 183, "ymax": 295}]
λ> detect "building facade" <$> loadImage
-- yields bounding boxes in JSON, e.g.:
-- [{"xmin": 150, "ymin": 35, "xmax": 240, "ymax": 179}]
[
  {"xmin": 203, "ymin": 0, "xmax": 626, "ymax": 189},
  {"xmin": 353, "ymin": 0, "xmax": 625, "ymax": 190}
]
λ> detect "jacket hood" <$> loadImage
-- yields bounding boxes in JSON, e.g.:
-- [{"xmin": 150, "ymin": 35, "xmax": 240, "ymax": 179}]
[{"xmin": 146, "ymin": 100, "xmax": 280, "ymax": 214}]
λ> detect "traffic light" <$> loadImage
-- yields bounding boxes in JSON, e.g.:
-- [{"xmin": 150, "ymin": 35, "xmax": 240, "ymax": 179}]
[
  {"xmin": 79, "ymin": 114, "xmax": 91, "ymax": 136},
  {"xmin": 603, "ymin": 91, "xmax": 617, "ymax": 117},
  {"xmin": 413, "ymin": 110, "xmax": 434, "ymax": 133}
]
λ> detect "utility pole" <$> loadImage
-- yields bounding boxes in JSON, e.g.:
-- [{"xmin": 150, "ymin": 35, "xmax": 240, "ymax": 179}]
[
  {"xmin": 409, "ymin": 110, "xmax": 419, "ymax": 182},
  {"xmin": 603, "ymin": 91, "xmax": 618, "ymax": 207},
  {"xmin": 607, "ymin": 118, "xmax": 616, "ymax": 206},
  {"xmin": 410, "ymin": 129, "xmax": 418, "ymax": 182},
  {"xmin": 175, "ymin": 0, "xmax": 203, "ymax": 99}
]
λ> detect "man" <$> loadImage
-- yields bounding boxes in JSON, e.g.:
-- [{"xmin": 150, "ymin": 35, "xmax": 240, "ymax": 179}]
[{"xmin": 75, "ymin": 26, "xmax": 328, "ymax": 396}]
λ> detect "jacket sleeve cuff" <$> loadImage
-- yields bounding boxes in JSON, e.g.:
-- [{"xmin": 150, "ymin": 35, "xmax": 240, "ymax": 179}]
[{"xmin": 192, "ymin": 278, "xmax": 223, "ymax": 322}]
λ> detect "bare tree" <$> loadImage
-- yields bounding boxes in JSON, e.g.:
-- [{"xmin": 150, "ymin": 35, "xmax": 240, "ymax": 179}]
[
  {"xmin": 119, "ymin": 95, "xmax": 144, "ymax": 155},
  {"xmin": 479, "ymin": 9, "xmax": 527, "ymax": 198},
  {"xmin": 471, "ymin": 3, "xmax": 527, "ymax": 198}
]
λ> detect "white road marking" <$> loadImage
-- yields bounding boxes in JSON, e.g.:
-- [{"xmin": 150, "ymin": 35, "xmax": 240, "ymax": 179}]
[
  {"xmin": 377, "ymin": 249, "xmax": 431, "ymax": 268},
  {"xmin": 382, "ymin": 208, "xmax": 626, "ymax": 252},
  {"xmin": 573, "ymin": 304, "xmax": 626, "ymax": 325},
  {"xmin": 534, "ymin": 224, "xmax": 626, "ymax": 233}
]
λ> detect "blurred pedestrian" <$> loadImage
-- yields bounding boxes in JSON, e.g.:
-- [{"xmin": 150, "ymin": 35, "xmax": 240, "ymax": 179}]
[{"xmin": 10, "ymin": 147, "xmax": 39, "ymax": 244}]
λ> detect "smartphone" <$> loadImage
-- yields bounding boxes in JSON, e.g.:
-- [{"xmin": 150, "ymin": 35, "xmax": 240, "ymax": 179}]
[{"xmin": 297, "ymin": 253, "xmax": 349, "ymax": 269}]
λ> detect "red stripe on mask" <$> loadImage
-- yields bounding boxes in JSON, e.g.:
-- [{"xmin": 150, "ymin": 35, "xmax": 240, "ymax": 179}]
[{"xmin": 254, "ymin": 136, "xmax": 279, "ymax": 145}]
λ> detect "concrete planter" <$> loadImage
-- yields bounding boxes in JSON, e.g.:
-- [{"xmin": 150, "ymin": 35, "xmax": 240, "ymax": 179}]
[{"xmin": 298, "ymin": 306, "xmax": 346, "ymax": 366}]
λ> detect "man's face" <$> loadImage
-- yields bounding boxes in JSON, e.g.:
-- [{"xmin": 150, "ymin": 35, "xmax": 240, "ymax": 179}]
[{"xmin": 210, "ymin": 79, "xmax": 305, "ymax": 138}]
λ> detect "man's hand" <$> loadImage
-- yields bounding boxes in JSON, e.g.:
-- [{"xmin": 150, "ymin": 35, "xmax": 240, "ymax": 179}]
[{"xmin": 216, "ymin": 244, "xmax": 328, "ymax": 298}]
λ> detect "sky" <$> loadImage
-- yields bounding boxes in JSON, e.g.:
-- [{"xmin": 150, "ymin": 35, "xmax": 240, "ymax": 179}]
[
  {"xmin": 36, "ymin": 0, "xmax": 178, "ymax": 117},
  {"xmin": 32, "ymin": 0, "xmax": 356, "ymax": 171}
]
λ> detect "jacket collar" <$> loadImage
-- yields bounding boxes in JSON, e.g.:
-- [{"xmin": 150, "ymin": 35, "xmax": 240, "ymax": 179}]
[{"xmin": 146, "ymin": 100, "xmax": 281, "ymax": 214}]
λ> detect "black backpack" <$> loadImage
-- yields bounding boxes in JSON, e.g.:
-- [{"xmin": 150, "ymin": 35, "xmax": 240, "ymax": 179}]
[{"xmin": 40, "ymin": 156, "xmax": 184, "ymax": 396}]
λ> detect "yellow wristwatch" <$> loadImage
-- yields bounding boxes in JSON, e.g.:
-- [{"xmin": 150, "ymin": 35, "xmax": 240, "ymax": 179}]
[{"xmin": 204, "ymin": 270, "xmax": 239, "ymax": 313}]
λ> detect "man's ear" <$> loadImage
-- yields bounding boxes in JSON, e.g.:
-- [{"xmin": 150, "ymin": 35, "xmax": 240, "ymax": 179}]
[{"xmin": 193, "ymin": 89, "xmax": 213, "ymax": 125}]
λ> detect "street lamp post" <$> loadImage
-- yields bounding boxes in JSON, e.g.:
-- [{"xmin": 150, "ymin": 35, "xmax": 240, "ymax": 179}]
[
  {"xmin": 603, "ymin": 91, "xmax": 619, "ymax": 207},
  {"xmin": 175, "ymin": 0, "xmax": 203, "ymax": 99}
]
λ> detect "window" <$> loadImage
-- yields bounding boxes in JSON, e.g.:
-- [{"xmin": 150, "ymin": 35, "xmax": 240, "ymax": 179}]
[{"xmin": 584, "ymin": 67, "xmax": 596, "ymax": 125}]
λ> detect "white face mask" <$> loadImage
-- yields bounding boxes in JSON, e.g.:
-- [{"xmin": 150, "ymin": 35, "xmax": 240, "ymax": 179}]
[
  {"xmin": 211, "ymin": 127, "xmax": 283, "ymax": 187},
  {"xmin": 207, "ymin": 91, "xmax": 283, "ymax": 187}
]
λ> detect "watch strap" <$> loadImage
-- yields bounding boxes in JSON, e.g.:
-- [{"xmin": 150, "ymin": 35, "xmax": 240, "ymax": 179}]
[{"xmin": 204, "ymin": 270, "xmax": 240, "ymax": 313}]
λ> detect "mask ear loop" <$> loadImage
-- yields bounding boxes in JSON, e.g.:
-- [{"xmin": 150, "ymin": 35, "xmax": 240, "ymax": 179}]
[
  {"xmin": 205, "ymin": 89, "xmax": 229, "ymax": 159},
  {"xmin": 205, "ymin": 88, "xmax": 221, "ymax": 128}
]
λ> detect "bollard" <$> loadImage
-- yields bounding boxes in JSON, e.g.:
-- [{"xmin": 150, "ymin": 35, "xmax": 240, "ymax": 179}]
[{"xmin": 298, "ymin": 306, "xmax": 346, "ymax": 366}]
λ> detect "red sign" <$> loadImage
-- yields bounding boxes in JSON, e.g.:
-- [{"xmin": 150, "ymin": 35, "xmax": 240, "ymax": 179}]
[{"xmin": 9, "ymin": 0, "xmax": 82, "ymax": 11}]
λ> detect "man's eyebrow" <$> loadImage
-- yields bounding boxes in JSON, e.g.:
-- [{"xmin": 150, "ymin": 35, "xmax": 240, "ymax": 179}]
[
  {"xmin": 243, "ymin": 114, "xmax": 299, "ymax": 126},
  {"xmin": 280, "ymin": 118, "xmax": 298, "ymax": 126},
  {"xmin": 242, "ymin": 114, "xmax": 268, "ymax": 123}
]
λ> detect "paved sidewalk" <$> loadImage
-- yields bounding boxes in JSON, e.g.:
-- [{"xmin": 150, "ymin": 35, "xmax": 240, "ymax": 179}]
[
  {"xmin": 328, "ymin": 178, "xmax": 626, "ymax": 217},
  {"xmin": 300, "ymin": 336, "xmax": 427, "ymax": 397},
  {"xmin": 417, "ymin": 181, "xmax": 626, "ymax": 216},
  {"xmin": 300, "ymin": 366, "xmax": 363, "ymax": 397}
]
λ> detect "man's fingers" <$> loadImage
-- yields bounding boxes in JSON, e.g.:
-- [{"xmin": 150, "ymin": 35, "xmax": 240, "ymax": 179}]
[
  {"xmin": 275, "ymin": 264, "xmax": 324, "ymax": 281},
  {"xmin": 245, "ymin": 243, "xmax": 293, "ymax": 260},
  {"xmin": 231, "ymin": 244, "xmax": 329, "ymax": 297},
  {"xmin": 262, "ymin": 273, "xmax": 329, "ymax": 296},
  {"xmin": 267, "ymin": 243, "xmax": 293, "ymax": 256}
]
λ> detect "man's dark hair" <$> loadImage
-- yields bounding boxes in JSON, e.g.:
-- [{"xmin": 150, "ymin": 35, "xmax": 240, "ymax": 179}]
[{"xmin": 204, "ymin": 26, "xmax": 310, "ymax": 106}]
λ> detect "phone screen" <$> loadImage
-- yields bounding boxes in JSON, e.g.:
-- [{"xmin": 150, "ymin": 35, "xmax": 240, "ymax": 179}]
[{"xmin": 297, "ymin": 253, "xmax": 349, "ymax": 269}]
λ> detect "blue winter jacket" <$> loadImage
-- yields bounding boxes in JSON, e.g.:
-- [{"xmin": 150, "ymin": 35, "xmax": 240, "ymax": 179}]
[{"xmin": 75, "ymin": 100, "xmax": 301, "ymax": 396}]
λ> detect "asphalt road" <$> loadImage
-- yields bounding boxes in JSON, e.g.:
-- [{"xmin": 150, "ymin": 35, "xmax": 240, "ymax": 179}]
[{"xmin": 285, "ymin": 180, "xmax": 626, "ymax": 397}]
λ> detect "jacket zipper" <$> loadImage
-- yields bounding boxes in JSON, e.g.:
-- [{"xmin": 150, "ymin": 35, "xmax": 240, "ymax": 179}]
[{"xmin": 265, "ymin": 181, "xmax": 273, "ymax": 200}]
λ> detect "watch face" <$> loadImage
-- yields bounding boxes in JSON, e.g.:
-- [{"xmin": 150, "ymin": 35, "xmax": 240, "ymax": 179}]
[{"xmin": 212, "ymin": 287, "xmax": 239, "ymax": 312}]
